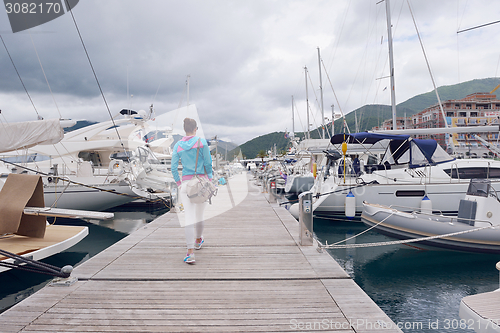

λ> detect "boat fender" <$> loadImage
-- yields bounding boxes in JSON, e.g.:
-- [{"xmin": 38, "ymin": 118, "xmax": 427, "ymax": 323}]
[
  {"xmin": 312, "ymin": 163, "xmax": 317, "ymax": 179},
  {"xmin": 289, "ymin": 203, "xmax": 300, "ymax": 219},
  {"xmin": 420, "ymin": 195, "xmax": 432, "ymax": 214},
  {"xmin": 345, "ymin": 191, "xmax": 355, "ymax": 218}
]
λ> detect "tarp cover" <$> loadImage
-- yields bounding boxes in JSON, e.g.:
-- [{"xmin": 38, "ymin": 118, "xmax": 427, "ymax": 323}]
[
  {"xmin": 0, "ymin": 119, "xmax": 64, "ymax": 153},
  {"xmin": 381, "ymin": 137, "xmax": 455, "ymax": 168},
  {"xmin": 331, "ymin": 132, "xmax": 454, "ymax": 168},
  {"xmin": 0, "ymin": 174, "xmax": 46, "ymax": 238}
]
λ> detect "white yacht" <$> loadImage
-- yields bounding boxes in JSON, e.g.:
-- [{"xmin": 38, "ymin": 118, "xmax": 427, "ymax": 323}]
[
  {"xmin": 290, "ymin": 133, "xmax": 500, "ymax": 218},
  {"xmin": 1, "ymin": 109, "xmax": 176, "ymax": 211}
]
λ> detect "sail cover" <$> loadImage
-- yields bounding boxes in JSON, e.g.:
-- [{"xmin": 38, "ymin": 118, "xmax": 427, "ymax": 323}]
[
  {"xmin": 0, "ymin": 119, "xmax": 64, "ymax": 153},
  {"xmin": 331, "ymin": 132, "xmax": 454, "ymax": 168},
  {"xmin": 381, "ymin": 137, "xmax": 455, "ymax": 168}
]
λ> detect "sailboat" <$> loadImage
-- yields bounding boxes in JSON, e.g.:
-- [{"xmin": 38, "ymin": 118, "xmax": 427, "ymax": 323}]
[{"xmin": 0, "ymin": 119, "xmax": 113, "ymax": 276}]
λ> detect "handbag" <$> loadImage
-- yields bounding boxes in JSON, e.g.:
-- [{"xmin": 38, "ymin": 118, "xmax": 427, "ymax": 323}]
[{"xmin": 186, "ymin": 139, "xmax": 217, "ymax": 204}]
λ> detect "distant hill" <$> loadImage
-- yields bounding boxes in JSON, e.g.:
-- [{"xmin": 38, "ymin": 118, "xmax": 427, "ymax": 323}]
[
  {"xmin": 398, "ymin": 77, "xmax": 500, "ymax": 112},
  {"xmin": 208, "ymin": 139, "xmax": 239, "ymax": 159},
  {"xmin": 237, "ymin": 77, "xmax": 500, "ymax": 159}
]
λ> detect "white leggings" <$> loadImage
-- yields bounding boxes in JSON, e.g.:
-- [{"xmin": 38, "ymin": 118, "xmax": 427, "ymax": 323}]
[{"xmin": 180, "ymin": 182, "xmax": 207, "ymax": 249}]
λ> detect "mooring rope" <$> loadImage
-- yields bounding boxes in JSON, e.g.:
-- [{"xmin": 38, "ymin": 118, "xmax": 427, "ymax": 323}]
[
  {"xmin": 0, "ymin": 248, "xmax": 72, "ymax": 277},
  {"xmin": 319, "ymin": 217, "xmax": 498, "ymax": 250}
]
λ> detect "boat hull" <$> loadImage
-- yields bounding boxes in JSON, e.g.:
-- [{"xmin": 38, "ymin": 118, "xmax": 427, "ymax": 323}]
[
  {"xmin": 0, "ymin": 225, "xmax": 88, "ymax": 273},
  {"xmin": 361, "ymin": 203, "xmax": 500, "ymax": 254},
  {"xmin": 284, "ymin": 174, "xmax": 314, "ymax": 194},
  {"xmin": 314, "ymin": 180, "xmax": 500, "ymax": 217},
  {"xmin": 43, "ymin": 181, "xmax": 136, "ymax": 211}
]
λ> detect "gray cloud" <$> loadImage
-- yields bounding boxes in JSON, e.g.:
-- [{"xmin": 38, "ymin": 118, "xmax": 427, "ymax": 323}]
[{"xmin": 1, "ymin": 0, "xmax": 499, "ymax": 144}]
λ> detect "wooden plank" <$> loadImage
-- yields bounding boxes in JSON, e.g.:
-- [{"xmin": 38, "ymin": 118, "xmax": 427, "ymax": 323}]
[{"xmin": 0, "ymin": 173, "xmax": 401, "ymax": 333}]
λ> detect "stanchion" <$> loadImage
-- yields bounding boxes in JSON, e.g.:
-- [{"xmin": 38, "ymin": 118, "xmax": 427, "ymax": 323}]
[
  {"xmin": 269, "ymin": 180, "xmax": 277, "ymax": 203},
  {"xmin": 299, "ymin": 191, "xmax": 313, "ymax": 246}
]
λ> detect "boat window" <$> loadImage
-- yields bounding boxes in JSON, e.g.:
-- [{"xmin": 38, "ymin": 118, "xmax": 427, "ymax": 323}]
[
  {"xmin": 395, "ymin": 190, "xmax": 426, "ymax": 197},
  {"xmin": 109, "ymin": 151, "xmax": 132, "ymax": 161},
  {"xmin": 432, "ymin": 145, "xmax": 455, "ymax": 164},
  {"xmin": 397, "ymin": 149, "xmax": 410, "ymax": 164},
  {"xmin": 466, "ymin": 180, "xmax": 490, "ymax": 197},
  {"xmin": 1, "ymin": 153, "xmax": 50, "ymax": 163},
  {"xmin": 367, "ymin": 155, "xmax": 378, "ymax": 165},
  {"xmin": 410, "ymin": 144, "xmax": 428, "ymax": 166},
  {"xmin": 78, "ymin": 151, "xmax": 102, "ymax": 166},
  {"xmin": 443, "ymin": 167, "xmax": 500, "ymax": 179}
]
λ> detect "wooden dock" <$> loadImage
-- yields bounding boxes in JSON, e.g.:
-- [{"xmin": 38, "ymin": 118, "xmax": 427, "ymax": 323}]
[{"xmin": 0, "ymin": 173, "xmax": 402, "ymax": 332}]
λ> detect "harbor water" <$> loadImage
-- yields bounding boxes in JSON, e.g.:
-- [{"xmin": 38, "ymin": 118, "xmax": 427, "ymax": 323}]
[
  {"xmin": 313, "ymin": 217, "xmax": 500, "ymax": 333},
  {"xmin": 0, "ymin": 204, "xmax": 169, "ymax": 314}
]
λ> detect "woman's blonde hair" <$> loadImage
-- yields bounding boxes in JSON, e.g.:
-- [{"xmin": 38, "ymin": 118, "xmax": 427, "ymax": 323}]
[{"xmin": 183, "ymin": 118, "xmax": 197, "ymax": 134}]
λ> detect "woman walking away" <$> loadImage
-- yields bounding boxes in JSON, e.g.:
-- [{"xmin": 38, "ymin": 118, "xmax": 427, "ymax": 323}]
[{"xmin": 171, "ymin": 118, "xmax": 213, "ymax": 264}]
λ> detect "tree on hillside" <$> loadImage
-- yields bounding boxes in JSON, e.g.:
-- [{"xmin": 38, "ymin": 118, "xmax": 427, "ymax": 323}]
[{"xmin": 256, "ymin": 150, "xmax": 267, "ymax": 162}]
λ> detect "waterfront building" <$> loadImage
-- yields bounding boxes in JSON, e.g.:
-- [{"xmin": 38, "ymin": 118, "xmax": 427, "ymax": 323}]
[{"xmin": 373, "ymin": 92, "xmax": 500, "ymax": 157}]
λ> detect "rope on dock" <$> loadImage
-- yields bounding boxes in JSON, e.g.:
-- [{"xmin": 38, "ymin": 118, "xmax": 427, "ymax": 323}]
[{"xmin": 0, "ymin": 248, "xmax": 73, "ymax": 277}]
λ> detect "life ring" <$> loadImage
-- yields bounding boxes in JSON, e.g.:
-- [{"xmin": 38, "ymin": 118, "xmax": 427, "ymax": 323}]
[{"xmin": 109, "ymin": 159, "xmax": 124, "ymax": 175}]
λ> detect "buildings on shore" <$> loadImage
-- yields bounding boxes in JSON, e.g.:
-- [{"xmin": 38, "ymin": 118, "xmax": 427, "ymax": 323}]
[{"xmin": 372, "ymin": 92, "xmax": 500, "ymax": 157}]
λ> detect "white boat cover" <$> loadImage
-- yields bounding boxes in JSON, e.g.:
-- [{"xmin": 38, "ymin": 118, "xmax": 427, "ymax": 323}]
[{"xmin": 0, "ymin": 119, "xmax": 64, "ymax": 153}]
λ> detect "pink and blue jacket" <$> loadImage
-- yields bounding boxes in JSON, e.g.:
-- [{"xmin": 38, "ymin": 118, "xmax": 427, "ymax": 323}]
[{"xmin": 171, "ymin": 136, "xmax": 213, "ymax": 186}]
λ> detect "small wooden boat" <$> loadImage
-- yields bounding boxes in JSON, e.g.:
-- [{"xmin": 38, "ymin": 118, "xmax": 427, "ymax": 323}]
[
  {"xmin": 361, "ymin": 179, "xmax": 500, "ymax": 254},
  {"xmin": 0, "ymin": 173, "xmax": 113, "ymax": 275}
]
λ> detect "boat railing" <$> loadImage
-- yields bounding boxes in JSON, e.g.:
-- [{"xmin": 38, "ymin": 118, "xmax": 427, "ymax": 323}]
[
  {"xmin": 385, "ymin": 203, "xmax": 496, "ymax": 226},
  {"xmin": 449, "ymin": 162, "xmax": 462, "ymax": 183},
  {"xmin": 385, "ymin": 203, "xmax": 445, "ymax": 217}
]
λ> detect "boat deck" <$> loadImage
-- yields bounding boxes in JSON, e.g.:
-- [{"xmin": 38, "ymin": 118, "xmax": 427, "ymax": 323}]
[
  {"xmin": 460, "ymin": 290, "xmax": 500, "ymax": 331},
  {"xmin": 0, "ymin": 225, "xmax": 88, "ymax": 273},
  {"xmin": 0, "ymin": 173, "xmax": 402, "ymax": 332}
]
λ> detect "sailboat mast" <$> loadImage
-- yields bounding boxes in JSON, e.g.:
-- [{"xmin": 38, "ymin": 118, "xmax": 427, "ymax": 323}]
[
  {"xmin": 385, "ymin": 0, "xmax": 397, "ymax": 129},
  {"xmin": 317, "ymin": 47, "xmax": 325, "ymax": 139},
  {"xmin": 186, "ymin": 75, "xmax": 190, "ymax": 106},
  {"xmin": 291, "ymin": 95, "xmax": 295, "ymax": 139},
  {"xmin": 305, "ymin": 66, "xmax": 310, "ymax": 140}
]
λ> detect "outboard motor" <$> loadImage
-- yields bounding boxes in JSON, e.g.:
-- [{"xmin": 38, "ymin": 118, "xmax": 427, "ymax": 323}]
[{"xmin": 458, "ymin": 179, "xmax": 500, "ymax": 227}]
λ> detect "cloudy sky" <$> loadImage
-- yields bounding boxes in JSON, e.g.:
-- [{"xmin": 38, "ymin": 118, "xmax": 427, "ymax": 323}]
[{"xmin": 0, "ymin": 0, "xmax": 499, "ymax": 144}]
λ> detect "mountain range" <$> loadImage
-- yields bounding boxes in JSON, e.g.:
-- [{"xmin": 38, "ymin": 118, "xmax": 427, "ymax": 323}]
[{"xmin": 231, "ymin": 77, "xmax": 500, "ymax": 159}]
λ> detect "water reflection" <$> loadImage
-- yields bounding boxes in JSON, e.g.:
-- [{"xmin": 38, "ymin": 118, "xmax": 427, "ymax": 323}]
[{"xmin": 313, "ymin": 217, "xmax": 500, "ymax": 333}]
